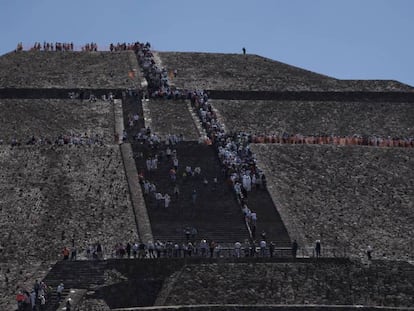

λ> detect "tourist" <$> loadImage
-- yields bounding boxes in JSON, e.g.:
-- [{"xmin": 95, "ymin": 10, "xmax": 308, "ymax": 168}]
[
  {"xmin": 57, "ymin": 283, "xmax": 64, "ymax": 301},
  {"xmin": 209, "ymin": 240, "xmax": 216, "ymax": 258},
  {"xmin": 191, "ymin": 189, "xmax": 197, "ymax": 205},
  {"xmin": 260, "ymin": 239, "xmax": 267, "ymax": 257},
  {"xmin": 33, "ymin": 280, "xmax": 40, "ymax": 299},
  {"xmin": 39, "ymin": 294, "xmax": 46, "ymax": 311},
  {"xmin": 234, "ymin": 241, "xmax": 242, "ymax": 258},
  {"xmin": 96, "ymin": 243, "xmax": 103, "ymax": 259},
  {"xmin": 173, "ymin": 184, "xmax": 180, "ymax": 200},
  {"xmin": 132, "ymin": 243, "xmax": 139, "ymax": 258},
  {"xmin": 269, "ymin": 241, "xmax": 275, "ymax": 257},
  {"xmin": 30, "ymin": 290, "xmax": 36, "ymax": 310},
  {"xmin": 126, "ymin": 243, "xmax": 132, "ymax": 258},
  {"xmin": 70, "ymin": 247, "xmax": 77, "ymax": 260},
  {"xmin": 148, "ymin": 241, "xmax": 155, "ymax": 258},
  {"xmin": 292, "ymin": 240, "xmax": 299, "ymax": 258},
  {"xmin": 138, "ymin": 241, "xmax": 146, "ymax": 258},
  {"xmin": 62, "ymin": 247, "xmax": 70, "ymax": 260},
  {"xmin": 366, "ymin": 245, "xmax": 373, "ymax": 261},
  {"xmin": 315, "ymin": 240, "xmax": 321, "ymax": 258},
  {"xmin": 164, "ymin": 193, "xmax": 171, "ymax": 208},
  {"xmin": 200, "ymin": 239, "xmax": 208, "ymax": 257}
]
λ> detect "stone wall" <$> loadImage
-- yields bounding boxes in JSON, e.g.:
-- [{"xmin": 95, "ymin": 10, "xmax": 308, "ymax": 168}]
[
  {"xmin": 0, "ymin": 51, "xmax": 141, "ymax": 89},
  {"xmin": 163, "ymin": 261, "xmax": 414, "ymax": 307},
  {"xmin": 0, "ymin": 88, "xmax": 123, "ymax": 99},
  {"xmin": 211, "ymin": 100, "xmax": 414, "ymax": 137},
  {"xmin": 158, "ymin": 52, "xmax": 413, "ymax": 92},
  {"xmin": 251, "ymin": 144, "xmax": 414, "ymax": 261},
  {"xmin": 0, "ymin": 145, "xmax": 138, "ymax": 262},
  {"xmin": 207, "ymin": 90, "xmax": 414, "ymax": 102},
  {"xmin": 0, "ymin": 99, "xmax": 115, "ymax": 144}
]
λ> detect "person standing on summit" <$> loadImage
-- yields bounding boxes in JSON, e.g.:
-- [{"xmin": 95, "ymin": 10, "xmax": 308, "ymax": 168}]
[{"xmin": 315, "ymin": 240, "xmax": 321, "ymax": 257}]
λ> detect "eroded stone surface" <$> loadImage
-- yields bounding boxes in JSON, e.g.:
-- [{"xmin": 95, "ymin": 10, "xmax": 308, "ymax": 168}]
[
  {"xmin": 0, "ymin": 99, "xmax": 115, "ymax": 144},
  {"xmin": 212, "ymin": 100, "xmax": 414, "ymax": 137},
  {"xmin": 251, "ymin": 144, "xmax": 414, "ymax": 261},
  {"xmin": 163, "ymin": 261, "xmax": 414, "ymax": 307},
  {"xmin": 0, "ymin": 51, "xmax": 140, "ymax": 89},
  {"xmin": 0, "ymin": 145, "xmax": 137, "ymax": 262},
  {"xmin": 158, "ymin": 52, "xmax": 413, "ymax": 91},
  {"xmin": 77, "ymin": 298, "xmax": 111, "ymax": 311}
]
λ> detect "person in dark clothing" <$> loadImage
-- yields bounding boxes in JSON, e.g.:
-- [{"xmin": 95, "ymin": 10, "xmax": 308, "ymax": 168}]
[
  {"xmin": 366, "ymin": 245, "xmax": 373, "ymax": 260},
  {"xmin": 292, "ymin": 240, "xmax": 298, "ymax": 258},
  {"xmin": 184, "ymin": 228, "xmax": 191, "ymax": 241},
  {"xmin": 260, "ymin": 230, "xmax": 267, "ymax": 241},
  {"xmin": 126, "ymin": 243, "xmax": 131, "ymax": 258},
  {"xmin": 315, "ymin": 240, "xmax": 321, "ymax": 257},
  {"xmin": 96, "ymin": 243, "xmax": 103, "ymax": 259},
  {"xmin": 269, "ymin": 241, "xmax": 275, "ymax": 257},
  {"xmin": 209, "ymin": 241, "xmax": 216, "ymax": 258},
  {"xmin": 261, "ymin": 174, "xmax": 267, "ymax": 189},
  {"xmin": 242, "ymin": 47, "xmax": 246, "ymax": 55},
  {"xmin": 34, "ymin": 280, "xmax": 40, "ymax": 299}
]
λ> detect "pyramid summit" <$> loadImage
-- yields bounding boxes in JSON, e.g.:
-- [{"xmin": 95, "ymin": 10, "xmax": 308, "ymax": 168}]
[
  {"xmin": 1, "ymin": 45, "xmax": 413, "ymax": 92},
  {"xmin": 0, "ymin": 42, "xmax": 413, "ymax": 310}
]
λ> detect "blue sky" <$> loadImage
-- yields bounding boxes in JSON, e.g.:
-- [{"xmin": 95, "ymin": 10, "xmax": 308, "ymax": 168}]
[{"xmin": 1, "ymin": 0, "xmax": 413, "ymax": 86}]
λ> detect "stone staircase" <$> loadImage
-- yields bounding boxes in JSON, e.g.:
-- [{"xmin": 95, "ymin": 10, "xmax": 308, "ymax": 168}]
[
  {"xmin": 121, "ymin": 93, "xmax": 291, "ymax": 246},
  {"xmin": 42, "ymin": 260, "xmax": 106, "ymax": 310},
  {"xmin": 243, "ymin": 188, "xmax": 291, "ymax": 247},
  {"xmin": 41, "ymin": 258, "xmax": 187, "ymax": 310},
  {"xmin": 132, "ymin": 140, "xmax": 249, "ymax": 244}
]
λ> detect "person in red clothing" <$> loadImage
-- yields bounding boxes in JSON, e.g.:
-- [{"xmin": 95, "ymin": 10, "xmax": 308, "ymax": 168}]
[
  {"xmin": 16, "ymin": 291, "xmax": 25, "ymax": 311},
  {"xmin": 62, "ymin": 247, "xmax": 70, "ymax": 260}
]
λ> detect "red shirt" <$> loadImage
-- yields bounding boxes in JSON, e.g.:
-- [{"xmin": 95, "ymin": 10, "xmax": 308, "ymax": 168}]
[{"xmin": 16, "ymin": 293, "xmax": 25, "ymax": 302}]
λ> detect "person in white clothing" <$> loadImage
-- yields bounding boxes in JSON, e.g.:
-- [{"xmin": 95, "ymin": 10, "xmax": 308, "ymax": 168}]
[
  {"xmin": 57, "ymin": 283, "xmax": 64, "ymax": 301},
  {"xmin": 242, "ymin": 173, "xmax": 252, "ymax": 191},
  {"xmin": 260, "ymin": 239, "xmax": 267, "ymax": 257},
  {"xmin": 151, "ymin": 157, "xmax": 158, "ymax": 170},
  {"xmin": 164, "ymin": 194, "xmax": 171, "ymax": 208},
  {"xmin": 251, "ymin": 211, "xmax": 257, "ymax": 226},
  {"xmin": 173, "ymin": 158, "xmax": 178, "ymax": 170},
  {"xmin": 234, "ymin": 241, "xmax": 242, "ymax": 258},
  {"xmin": 146, "ymin": 158, "xmax": 152, "ymax": 171},
  {"xmin": 155, "ymin": 192, "xmax": 163, "ymax": 207}
]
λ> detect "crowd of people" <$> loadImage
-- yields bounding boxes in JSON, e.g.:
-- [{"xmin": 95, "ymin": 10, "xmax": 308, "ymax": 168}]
[
  {"xmin": 0, "ymin": 132, "xmax": 105, "ymax": 147},
  {"xmin": 249, "ymin": 133, "xmax": 414, "ymax": 148},
  {"xmin": 131, "ymin": 42, "xmax": 270, "ymax": 242},
  {"xmin": 133, "ymin": 41, "xmax": 168, "ymax": 97},
  {"xmin": 129, "ymin": 41, "xmax": 186, "ymax": 100},
  {"xmin": 15, "ymin": 41, "xmax": 98, "ymax": 52},
  {"xmin": 109, "ymin": 42, "xmax": 150, "ymax": 52},
  {"xmin": 187, "ymin": 90, "xmax": 270, "ymax": 239},
  {"xmin": 59, "ymin": 237, "xmax": 304, "ymax": 261},
  {"xmin": 15, "ymin": 280, "xmax": 49, "ymax": 311},
  {"xmin": 134, "ymin": 127, "xmax": 196, "ymax": 212},
  {"xmin": 15, "ymin": 280, "xmax": 69, "ymax": 311}
]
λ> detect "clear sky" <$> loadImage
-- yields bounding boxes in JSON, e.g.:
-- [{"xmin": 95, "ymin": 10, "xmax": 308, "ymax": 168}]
[{"xmin": 1, "ymin": 0, "xmax": 413, "ymax": 86}]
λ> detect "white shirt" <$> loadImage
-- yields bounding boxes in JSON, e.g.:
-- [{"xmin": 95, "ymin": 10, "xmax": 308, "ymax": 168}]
[{"xmin": 251, "ymin": 213, "xmax": 257, "ymax": 221}]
